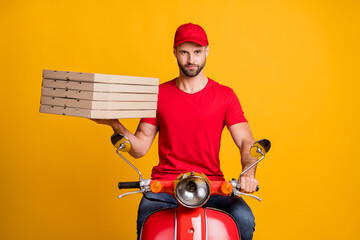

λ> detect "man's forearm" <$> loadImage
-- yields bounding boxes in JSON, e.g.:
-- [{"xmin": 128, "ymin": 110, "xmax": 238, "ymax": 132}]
[
  {"xmin": 239, "ymin": 138, "xmax": 260, "ymax": 193},
  {"xmin": 110, "ymin": 120, "xmax": 134, "ymax": 139},
  {"xmin": 240, "ymin": 139, "xmax": 258, "ymax": 177},
  {"xmin": 110, "ymin": 121, "xmax": 147, "ymax": 158},
  {"xmin": 91, "ymin": 119, "xmax": 157, "ymax": 159},
  {"xmin": 228, "ymin": 123, "xmax": 258, "ymax": 192}
]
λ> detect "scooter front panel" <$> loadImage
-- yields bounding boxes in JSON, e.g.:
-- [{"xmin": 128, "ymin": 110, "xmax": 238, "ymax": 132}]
[
  {"xmin": 141, "ymin": 207, "xmax": 240, "ymax": 240},
  {"xmin": 206, "ymin": 208, "xmax": 240, "ymax": 240},
  {"xmin": 176, "ymin": 208, "xmax": 206, "ymax": 240},
  {"xmin": 140, "ymin": 208, "xmax": 176, "ymax": 240}
]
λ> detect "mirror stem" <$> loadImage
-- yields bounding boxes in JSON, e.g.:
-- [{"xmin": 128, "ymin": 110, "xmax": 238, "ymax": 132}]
[
  {"xmin": 238, "ymin": 149, "xmax": 265, "ymax": 181},
  {"xmin": 116, "ymin": 147, "xmax": 143, "ymax": 182}
]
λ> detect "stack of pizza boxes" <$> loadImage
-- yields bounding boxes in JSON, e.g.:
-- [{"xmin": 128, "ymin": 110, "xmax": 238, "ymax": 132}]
[{"xmin": 40, "ymin": 70, "xmax": 159, "ymax": 119}]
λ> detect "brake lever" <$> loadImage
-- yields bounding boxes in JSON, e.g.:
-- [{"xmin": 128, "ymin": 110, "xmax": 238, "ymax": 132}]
[
  {"xmin": 230, "ymin": 180, "xmax": 262, "ymax": 201},
  {"xmin": 118, "ymin": 189, "xmax": 146, "ymax": 199},
  {"xmin": 233, "ymin": 190, "xmax": 262, "ymax": 202}
]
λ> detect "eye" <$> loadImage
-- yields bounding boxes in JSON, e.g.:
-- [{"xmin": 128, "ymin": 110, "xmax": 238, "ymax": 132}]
[{"xmin": 195, "ymin": 50, "xmax": 201, "ymax": 55}]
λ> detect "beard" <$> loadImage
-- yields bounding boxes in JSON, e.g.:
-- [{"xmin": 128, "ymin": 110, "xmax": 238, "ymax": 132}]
[{"xmin": 177, "ymin": 59, "xmax": 206, "ymax": 77}]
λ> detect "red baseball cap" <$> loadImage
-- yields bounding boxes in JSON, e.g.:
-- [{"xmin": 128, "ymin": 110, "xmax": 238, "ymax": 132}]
[{"xmin": 173, "ymin": 23, "xmax": 209, "ymax": 47}]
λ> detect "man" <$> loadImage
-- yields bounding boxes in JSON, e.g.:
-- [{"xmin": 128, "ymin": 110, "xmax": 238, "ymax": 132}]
[{"xmin": 93, "ymin": 23, "xmax": 258, "ymax": 240}]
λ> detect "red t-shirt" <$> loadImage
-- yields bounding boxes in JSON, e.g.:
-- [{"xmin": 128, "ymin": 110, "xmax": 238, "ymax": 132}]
[{"xmin": 141, "ymin": 78, "xmax": 247, "ymax": 181}]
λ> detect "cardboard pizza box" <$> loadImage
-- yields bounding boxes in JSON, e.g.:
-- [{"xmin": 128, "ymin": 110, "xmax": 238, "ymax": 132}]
[
  {"xmin": 43, "ymin": 69, "xmax": 159, "ymax": 86},
  {"xmin": 40, "ymin": 96, "xmax": 157, "ymax": 110},
  {"xmin": 42, "ymin": 79, "xmax": 159, "ymax": 93},
  {"xmin": 40, "ymin": 105, "xmax": 156, "ymax": 119},
  {"xmin": 41, "ymin": 87, "xmax": 158, "ymax": 102},
  {"xmin": 40, "ymin": 69, "xmax": 159, "ymax": 119}
]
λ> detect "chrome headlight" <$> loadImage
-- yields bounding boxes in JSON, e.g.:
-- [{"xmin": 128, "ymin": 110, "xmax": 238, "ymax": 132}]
[{"xmin": 174, "ymin": 172, "xmax": 211, "ymax": 208}]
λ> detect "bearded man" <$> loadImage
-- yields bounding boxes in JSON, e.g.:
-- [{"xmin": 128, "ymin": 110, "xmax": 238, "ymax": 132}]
[{"xmin": 93, "ymin": 23, "xmax": 258, "ymax": 240}]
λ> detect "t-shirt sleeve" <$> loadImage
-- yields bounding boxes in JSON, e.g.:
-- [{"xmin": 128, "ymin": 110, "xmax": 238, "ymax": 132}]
[
  {"xmin": 224, "ymin": 89, "xmax": 247, "ymax": 128},
  {"xmin": 140, "ymin": 117, "xmax": 158, "ymax": 127}
]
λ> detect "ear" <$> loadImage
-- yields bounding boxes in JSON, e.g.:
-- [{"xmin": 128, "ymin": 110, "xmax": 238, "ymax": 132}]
[
  {"xmin": 173, "ymin": 47, "xmax": 177, "ymax": 56},
  {"xmin": 205, "ymin": 46, "xmax": 209, "ymax": 58}
]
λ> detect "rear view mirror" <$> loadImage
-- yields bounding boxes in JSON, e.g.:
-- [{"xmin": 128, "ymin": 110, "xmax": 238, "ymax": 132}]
[
  {"xmin": 250, "ymin": 139, "xmax": 271, "ymax": 159},
  {"xmin": 239, "ymin": 139, "xmax": 271, "ymax": 181},
  {"xmin": 111, "ymin": 133, "xmax": 131, "ymax": 152}
]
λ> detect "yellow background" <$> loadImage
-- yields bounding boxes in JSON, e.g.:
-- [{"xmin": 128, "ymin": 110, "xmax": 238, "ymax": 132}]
[{"xmin": 1, "ymin": 0, "xmax": 359, "ymax": 239}]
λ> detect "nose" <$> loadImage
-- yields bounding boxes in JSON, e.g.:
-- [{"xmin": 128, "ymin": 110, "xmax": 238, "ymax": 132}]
[{"xmin": 188, "ymin": 53, "xmax": 195, "ymax": 65}]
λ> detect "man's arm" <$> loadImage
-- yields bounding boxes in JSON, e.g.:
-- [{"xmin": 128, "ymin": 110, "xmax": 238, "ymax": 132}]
[
  {"xmin": 228, "ymin": 122, "xmax": 258, "ymax": 193},
  {"xmin": 90, "ymin": 119, "xmax": 158, "ymax": 159}
]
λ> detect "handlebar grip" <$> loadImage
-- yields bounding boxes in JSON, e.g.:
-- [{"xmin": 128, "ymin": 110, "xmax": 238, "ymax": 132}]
[{"xmin": 118, "ymin": 181, "xmax": 140, "ymax": 189}]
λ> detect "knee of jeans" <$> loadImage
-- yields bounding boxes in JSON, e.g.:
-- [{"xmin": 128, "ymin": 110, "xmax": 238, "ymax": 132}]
[{"xmin": 231, "ymin": 208, "xmax": 255, "ymax": 229}]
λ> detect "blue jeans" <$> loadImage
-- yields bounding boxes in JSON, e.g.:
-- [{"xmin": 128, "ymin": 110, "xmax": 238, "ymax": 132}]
[{"xmin": 137, "ymin": 192, "xmax": 255, "ymax": 240}]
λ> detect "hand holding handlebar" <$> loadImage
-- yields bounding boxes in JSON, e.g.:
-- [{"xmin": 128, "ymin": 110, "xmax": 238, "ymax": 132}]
[{"xmin": 239, "ymin": 176, "xmax": 259, "ymax": 193}]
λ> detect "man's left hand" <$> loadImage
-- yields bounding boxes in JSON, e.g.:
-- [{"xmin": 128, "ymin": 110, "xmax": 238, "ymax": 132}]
[{"xmin": 240, "ymin": 176, "xmax": 259, "ymax": 193}]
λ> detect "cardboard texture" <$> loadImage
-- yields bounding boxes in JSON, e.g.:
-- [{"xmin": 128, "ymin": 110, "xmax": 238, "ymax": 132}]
[
  {"xmin": 40, "ymin": 70, "xmax": 159, "ymax": 119},
  {"xmin": 41, "ymin": 87, "xmax": 158, "ymax": 101},
  {"xmin": 40, "ymin": 105, "xmax": 156, "ymax": 119},
  {"xmin": 42, "ymin": 79, "xmax": 159, "ymax": 93},
  {"xmin": 40, "ymin": 96, "xmax": 157, "ymax": 110},
  {"xmin": 43, "ymin": 69, "xmax": 159, "ymax": 85}
]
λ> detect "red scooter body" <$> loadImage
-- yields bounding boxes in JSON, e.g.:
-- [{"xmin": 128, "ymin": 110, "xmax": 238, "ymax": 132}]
[
  {"xmin": 140, "ymin": 207, "xmax": 240, "ymax": 240},
  {"xmin": 112, "ymin": 134, "xmax": 270, "ymax": 240},
  {"xmin": 139, "ymin": 178, "xmax": 240, "ymax": 239}
]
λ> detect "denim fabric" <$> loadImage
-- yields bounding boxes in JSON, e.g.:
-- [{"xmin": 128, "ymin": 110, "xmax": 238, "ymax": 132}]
[{"xmin": 137, "ymin": 192, "xmax": 255, "ymax": 240}]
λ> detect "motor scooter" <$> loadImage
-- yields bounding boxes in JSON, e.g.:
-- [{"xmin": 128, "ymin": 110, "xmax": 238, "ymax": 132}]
[{"xmin": 111, "ymin": 133, "xmax": 271, "ymax": 240}]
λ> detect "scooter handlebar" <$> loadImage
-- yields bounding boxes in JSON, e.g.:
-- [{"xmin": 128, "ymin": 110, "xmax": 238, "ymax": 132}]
[{"xmin": 118, "ymin": 181, "xmax": 140, "ymax": 189}]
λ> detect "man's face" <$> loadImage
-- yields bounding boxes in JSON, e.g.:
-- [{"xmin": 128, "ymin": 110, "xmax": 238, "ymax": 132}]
[{"xmin": 174, "ymin": 42, "xmax": 209, "ymax": 77}]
